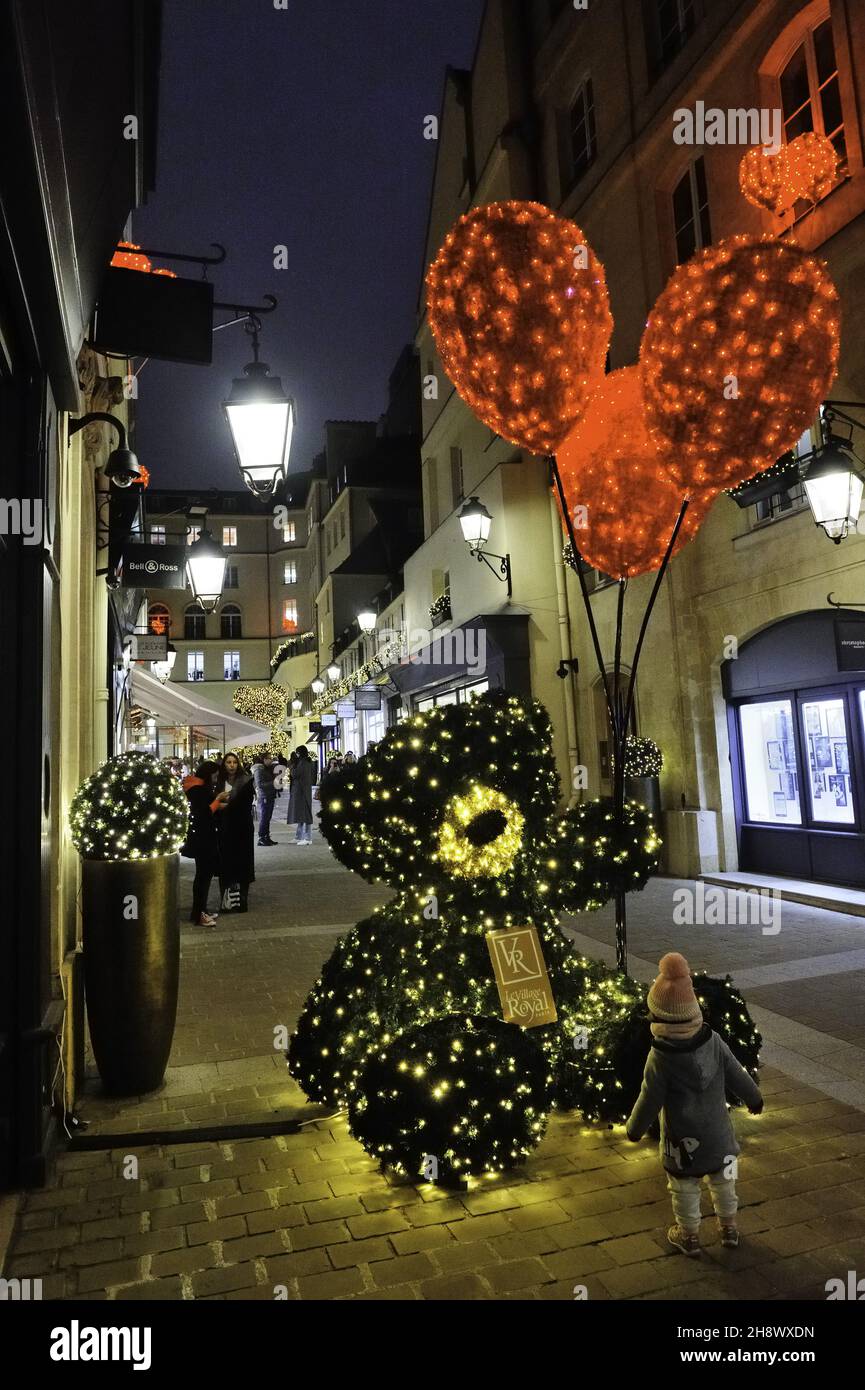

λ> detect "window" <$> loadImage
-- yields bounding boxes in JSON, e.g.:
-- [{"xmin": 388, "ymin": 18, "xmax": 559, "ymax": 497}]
[
  {"xmin": 187, "ymin": 651, "xmax": 204, "ymax": 682},
  {"xmin": 326, "ymin": 528, "xmax": 332, "ymax": 556},
  {"xmin": 340, "ymin": 512, "xmax": 346, "ymax": 541},
  {"xmin": 673, "ymin": 156, "xmax": 711, "ymax": 264},
  {"xmin": 459, "ymin": 680, "xmax": 489, "ymax": 703},
  {"xmin": 284, "ymin": 560, "xmax": 297, "ymax": 584},
  {"xmin": 223, "ymin": 651, "xmax": 241, "ymax": 681},
  {"xmin": 184, "ymin": 606, "xmax": 206, "ymax": 641},
  {"xmin": 149, "ymin": 525, "xmax": 166, "ymax": 545},
  {"xmin": 222, "ymin": 526, "xmax": 237, "ymax": 547},
  {"xmin": 186, "ymin": 525, "xmax": 201, "ymax": 545},
  {"xmin": 220, "ymin": 604, "xmax": 242, "ymax": 639},
  {"xmin": 646, "ymin": 0, "xmax": 697, "ymax": 79},
  {"xmin": 754, "ymin": 481, "xmax": 806, "ymax": 524},
  {"xmin": 780, "ymin": 19, "xmax": 846, "ymax": 180},
  {"xmin": 224, "ymin": 564, "xmax": 239, "ymax": 589},
  {"xmin": 283, "ymin": 599, "xmax": 298, "ymax": 632},
  {"xmin": 565, "ymin": 79, "xmax": 597, "ymax": 188},
  {"xmin": 424, "ymin": 458, "xmax": 440, "ymax": 533},
  {"xmin": 806, "ymin": 696, "xmax": 853, "ymax": 825},
  {"xmin": 283, "ymin": 521, "xmax": 296, "ymax": 543},
  {"xmin": 450, "ymin": 447, "xmax": 464, "ymax": 507},
  {"xmin": 739, "ymin": 698, "xmax": 802, "ymax": 825},
  {"xmin": 148, "ymin": 603, "xmax": 170, "ymax": 635}
]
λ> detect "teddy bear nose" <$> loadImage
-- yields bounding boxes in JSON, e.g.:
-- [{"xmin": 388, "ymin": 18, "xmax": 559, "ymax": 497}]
[{"xmin": 464, "ymin": 807, "xmax": 509, "ymax": 847}]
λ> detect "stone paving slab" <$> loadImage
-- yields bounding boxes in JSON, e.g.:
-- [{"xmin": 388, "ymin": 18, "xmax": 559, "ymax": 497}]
[{"xmin": 5, "ymin": 1067, "xmax": 865, "ymax": 1301}]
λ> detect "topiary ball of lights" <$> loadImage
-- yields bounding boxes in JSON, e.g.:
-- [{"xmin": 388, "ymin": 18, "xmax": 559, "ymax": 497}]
[
  {"xmin": 70, "ymin": 751, "xmax": 188, "ymax": 861},
  {"xmin": 350, "ymin": 1014, "xmax": 551, "ymax": 1182},
  {"xmin": 289, "ymin": 692, "xmax": 760, "ymax": 1181}
]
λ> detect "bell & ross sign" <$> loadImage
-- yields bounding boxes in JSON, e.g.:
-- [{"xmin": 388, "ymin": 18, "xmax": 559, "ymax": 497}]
[{"xmin": 120, "ymin": 543, "xmax": 187, "ymax": 589}]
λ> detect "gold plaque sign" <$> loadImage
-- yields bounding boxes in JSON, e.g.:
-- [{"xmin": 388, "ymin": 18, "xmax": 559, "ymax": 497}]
[{"xmin": 486, "ymin": 925, "xmax": 558, "ymax": 1027}]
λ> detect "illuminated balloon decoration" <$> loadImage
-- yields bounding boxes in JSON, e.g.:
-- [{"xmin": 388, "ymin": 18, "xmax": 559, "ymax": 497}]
[
  {"xmin": 557, "ymin": 367, "xmax": 714, "ymax": 578},
  {"xmin": 738, "ymin": 132, "xmax": 838, "ymax": 216},
  {"xmin": 640, "ymin": 236, "xmax": 841, "ymax": 492},
  {"xmin": 786, "ymin": 131, "xmax": 838, "ymax": 205},
  {"xmin": 111, "ymin": 241, "xmax": 152, "ymax": 273},
  {"xmin": 426, "ymin": 201, "xmax": 612, "ymax": 455}
]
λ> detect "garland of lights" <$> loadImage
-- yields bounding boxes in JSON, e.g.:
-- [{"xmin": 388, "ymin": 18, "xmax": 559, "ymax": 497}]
[
  {"xmin": 289, "ymin": 692, "xmax": 761, "ymax": 1181},
  {"xmin": 70, "ymin": 751, "xmax": 189, "ymax": 861},
  {"xmin": 312, "ymin": 633, "xmax": 406, "ymax": 714},
  {"xmin": 428, "ymin": 592, "xmax": 452, "ymax": 623},
  {"xmin": 270, "ymin": 631, "xmax": 315, "ymax": 673}
]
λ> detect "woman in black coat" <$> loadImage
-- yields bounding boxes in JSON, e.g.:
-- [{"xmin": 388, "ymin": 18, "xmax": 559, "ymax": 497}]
[
  {"xmin": 287, "ymin": 745, "xmax": 317, "ymax": 845},
  {"xmin": 181, "ymin": 760, "xmax": 221, "ymax": 927},
  {"xmin": 214, "ymin": 752, "xmax": 256, "ymax": 912}
]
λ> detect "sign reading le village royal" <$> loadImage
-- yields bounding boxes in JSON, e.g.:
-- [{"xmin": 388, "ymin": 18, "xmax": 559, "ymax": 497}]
[
  {"xmin": 486, "ymin": 925, "xmax": 558, "ymax": 1027},
  {"xmin": 119, "ymin": 543, "xmax": 187, "ymax": 589}
]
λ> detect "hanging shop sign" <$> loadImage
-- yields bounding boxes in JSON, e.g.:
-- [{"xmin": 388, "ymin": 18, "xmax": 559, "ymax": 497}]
[
  {"xmin": 130, "ymin": 633, "xmax": 167, "ymax": 662},
  {"xmin": 835, "ymin": 620, "xmax": 865, "ymax": 671},
  {"xmin": 486, "ymin": 925, "xmax": 557, "ymax": 1027},
  {"xmin": 120, "ymin": 544, "xmax": 188, "ymax": 589},
  {"xmin": 354, "ymin": 687, "xmax": 382, "ymax": 711},
  {"xmin": 92, "ymin": 268, "xmax": 215, "ymax": 365},
  {"xmin": 336, "ymin": 701, "xmax": 356, "ymax": 719}
]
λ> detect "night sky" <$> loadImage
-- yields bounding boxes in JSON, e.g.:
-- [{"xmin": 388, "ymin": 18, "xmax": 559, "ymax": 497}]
[{"xmin": 134, "ymin": 0, "xmax": 484, "ymax": 488}]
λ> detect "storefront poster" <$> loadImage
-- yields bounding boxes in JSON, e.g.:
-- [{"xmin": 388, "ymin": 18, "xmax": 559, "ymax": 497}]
[
  {"xmin": 827, "ymin": 774, "xmax": 848, "ymax": 807},
  {"xmin": 773, "ymin": 792, "xmax": 788, "ymax": 817},
  {"xmin": 833, "ymin": 741, "xmax": 850, "ymax": 775},
  {"xmin": 767, "ymin": 740, "xmax": 783, "ymax": 770},
  {"xmin": 813, "ymin": 735, "xmax": 832, "ymax": 769}
]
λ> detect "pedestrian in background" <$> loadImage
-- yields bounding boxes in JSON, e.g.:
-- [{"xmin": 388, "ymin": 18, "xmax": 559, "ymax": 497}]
[
  {"xmin": 214, "ymin": 752, "xmax": 255, "ymax": 911},
  {"xmin": 253, "ymin": 751, "xmax": 277, "ymax": 846},
  {"xmin": 180, "ymin": 760, "xmax": 220, "ymax": 927},
  {"xmin": 625, "ymin": 952, "xmax": 763, "ymax": 1257},
  {"xmin": 287, "ymin": 745, "xmax": 317, "ymax": 845}
]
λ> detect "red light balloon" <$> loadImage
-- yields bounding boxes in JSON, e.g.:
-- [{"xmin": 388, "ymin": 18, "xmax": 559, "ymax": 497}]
[
  {"xmin": 426, "ymin": 201, "xmax": 613, "ymax": 455},
  {"xmin": 640, "ymin": 236, "xmax": 840, "ymax": 491},
  {"xmin": 557, "ymin": 367, "xmax": 715, "ymax": 579}
]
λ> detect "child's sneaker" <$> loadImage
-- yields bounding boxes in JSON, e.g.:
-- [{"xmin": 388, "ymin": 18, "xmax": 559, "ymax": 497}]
[
  {"xmin": 719, "ymin": 1224, "xmax": 739, "ymax": 1248},
  {"xmin": 667, "ymin": 1224, "xmax": 701, "ymax": 1257}
]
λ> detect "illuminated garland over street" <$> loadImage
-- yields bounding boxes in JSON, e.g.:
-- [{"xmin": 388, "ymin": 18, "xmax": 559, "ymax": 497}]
[
  {"xmin": 289, "ymin": 693, "xmax": 761, "ymax": 1181},
  {"xmin": 70, "ymin": 751, "xmax": 189, "ymax": 861},
  {"xmin": 270, "ymin": 631, "xmax": 315, "ymax": 673},
  {"xmin": 232, "ymin": 683, "xmax": 288, "ymax": 726},
  {"xmin": 312, "ymin": 632, "xmax": 406, "ymax": 714}
]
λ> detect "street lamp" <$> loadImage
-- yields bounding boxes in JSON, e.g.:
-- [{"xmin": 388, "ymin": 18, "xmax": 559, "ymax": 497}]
[
  {"xmin": 311, "ymin": 677, "xmax": 325, "ymax": 696},
  {"xmin": 291, "ymin": 697, "xmax": 302, "ymax": 713},
  {"xmin": 186, "ymin": 531, "xmax": 227, "ymax": 613},
  {"xmin": 152, "ymin": 643, "xmax": 177, "ymax": 684},
  {"xmin": 458, "ymin": 496, "xmax": 512, "ymax": 598},
  {"xmin": 223, "ymin": 317, "xmax": 295, "ymax": 499},
  {"xmin": 357, "ymin": 610, "xmax": 377, "ymax": 634},
  {"xmin": 802, "ymin": 439, "xmax": 864, "ymax": 544},
  {"xmin": 327, "ymin": 663, "xmax": 340, "ymax": 682}
]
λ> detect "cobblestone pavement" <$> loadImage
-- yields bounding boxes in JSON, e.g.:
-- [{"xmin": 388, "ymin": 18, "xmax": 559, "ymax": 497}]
[{"xmin": 5, "ymin": 816, "xmax": 865, "ymax": 1300}]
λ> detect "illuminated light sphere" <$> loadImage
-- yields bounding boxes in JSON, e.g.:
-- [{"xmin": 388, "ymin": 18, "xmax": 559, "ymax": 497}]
[
  {"xmin": 556, "ymin": 367, "xmax": 716, "ymax": 578},
  {"xmin": 737, "ymin": 144, "xmax": 793, "ymax": 216},
  {"xmin": 111, "ymin": 241, "xmax": 152, "ymax": 273},
  {"xmin": 640, "ymin": 235, "xmax": 841, "ymax": 491},
  {"xmin": 151, "ymin": 267, "xmax": 178, "ymax": 278},
  {"xmin": 426, "ymin": 200, "xmax": 613, "ymax": 455},
  {"xmin": 786, "ymin": 130, "xmax": 839, "ymax": 205},
  {"xmin": 232, "ymin": 683, "xmax": 288, "ymax": 725},
  {"xmin": 69, "ymin": 751, "xmax": 188, "ymax": 861}
]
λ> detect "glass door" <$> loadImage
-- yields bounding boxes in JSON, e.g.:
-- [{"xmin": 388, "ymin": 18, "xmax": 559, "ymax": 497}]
[
  {"xmin": 801, "ymin": 692, "xmax": 855, "ymax": 826},
  {"xmin": 739, "ymin": 697, "xmax": 803, "ymax": 825}
]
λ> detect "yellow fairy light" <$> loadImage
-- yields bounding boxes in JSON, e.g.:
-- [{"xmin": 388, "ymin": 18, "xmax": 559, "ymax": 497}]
[{"xmin": 436, "ymin": 783, "xmax": 525, "ymax": 879}]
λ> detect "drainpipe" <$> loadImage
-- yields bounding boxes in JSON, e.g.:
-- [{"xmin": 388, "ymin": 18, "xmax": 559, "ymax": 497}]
[{"xmin": 549, "ymin": 489, "xmax": 581, "ymax": 804}]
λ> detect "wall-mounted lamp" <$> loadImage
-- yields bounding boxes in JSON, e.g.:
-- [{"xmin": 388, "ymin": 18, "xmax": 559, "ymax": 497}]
[
  {"xmin": 458, "ymin": 497, "xmax": 512, "ymax": 598},
  {"xmin": 68, "ymin": 412, "xmax": 143, "ymax": 488}
]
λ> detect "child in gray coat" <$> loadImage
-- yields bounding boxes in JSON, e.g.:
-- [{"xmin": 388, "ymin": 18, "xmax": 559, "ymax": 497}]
[{"xmin": 625, "ymin": 952, "xmax": 763, "ymax": 1256}]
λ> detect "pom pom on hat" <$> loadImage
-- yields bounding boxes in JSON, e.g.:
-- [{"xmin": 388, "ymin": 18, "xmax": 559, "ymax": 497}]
[{"xmin": 647, "ymin": 952, "xmax": 701, "ymax": 1022}]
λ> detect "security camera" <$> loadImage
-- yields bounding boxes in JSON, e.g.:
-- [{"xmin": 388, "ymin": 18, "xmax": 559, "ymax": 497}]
[{"xmin": 104, "ymin": 447, "xmax": 143, "ymax": 488}]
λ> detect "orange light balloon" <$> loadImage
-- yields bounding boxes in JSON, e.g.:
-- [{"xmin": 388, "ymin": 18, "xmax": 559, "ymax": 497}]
[
  {"xmin": 111, "ymin": 241, "xmax": 152, "ymax": 273},
  {"xmin": 640, "ymin": 236, "xmax": 840, "ymax": 491},
  {"xmin": 426, "ymin": 201, "xmax": 613, "ymax": 455},
  {"xmin": 786, "ymin": 131, "xmax": 838, "ymax": 204},
  {"xmin": 738, "ymin": 145, "xmax": 792, "ymax": 216},
  {"xmin": 556, "ymin": 367, "xmax": 715, "ymax": 579}
]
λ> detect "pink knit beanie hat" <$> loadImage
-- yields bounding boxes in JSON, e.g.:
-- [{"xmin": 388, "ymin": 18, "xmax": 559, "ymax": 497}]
[{"xmin": 647, "ymin": 952, "xmax": 701, "ymax": 1022}]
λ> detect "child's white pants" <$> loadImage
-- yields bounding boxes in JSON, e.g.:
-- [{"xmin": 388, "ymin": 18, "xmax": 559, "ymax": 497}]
[{"xmin": 667, "ymin": 1171, "xmax": 738, "ymax": 1232}]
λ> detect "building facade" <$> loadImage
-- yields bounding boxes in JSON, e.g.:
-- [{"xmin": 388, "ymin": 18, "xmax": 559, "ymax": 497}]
[{"xmin": 402, "ymin": 0, "xmax": 865, "ymax": 887}]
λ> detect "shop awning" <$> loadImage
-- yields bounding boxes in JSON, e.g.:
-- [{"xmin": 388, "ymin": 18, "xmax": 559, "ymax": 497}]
[{"xmin": 129, "ymin": 667, "xmax": 273, "ymax": 747}]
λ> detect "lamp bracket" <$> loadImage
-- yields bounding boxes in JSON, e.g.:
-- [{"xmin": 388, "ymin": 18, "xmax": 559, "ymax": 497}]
[
  {"xmin": 473, "ymin": 548, "xmax": 513, "ymax": 597},
  {"xmin": 827, "ymin": 592, "xmax": 865, "ymax": 609},
  {"xmin": 67, "ymin": 411, "xmax": 127, "ymax": 449},
  {"xmin": 127, "ymin": 241, "xmax": 227, "ymax": 271}
]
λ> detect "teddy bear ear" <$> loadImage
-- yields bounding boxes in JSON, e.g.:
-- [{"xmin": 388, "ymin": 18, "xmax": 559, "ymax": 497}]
[
  {"xmin": 543, "ymin": 798, "xmax": 662, "ymax": 914},
  {"xmin": 318, "ymin": 760, "xmax": 389, "ymax": 883}
]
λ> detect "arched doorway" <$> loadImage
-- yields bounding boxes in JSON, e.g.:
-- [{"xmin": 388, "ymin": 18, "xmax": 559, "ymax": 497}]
[{"xmin": 722, "ymin": 609, "xmax": 865, "ymax": 885}]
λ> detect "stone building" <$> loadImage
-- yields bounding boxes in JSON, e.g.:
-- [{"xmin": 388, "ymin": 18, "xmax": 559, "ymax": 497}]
[{"xmin": 406, "ymin": 0, "xmax": 865, "ymax": 887}]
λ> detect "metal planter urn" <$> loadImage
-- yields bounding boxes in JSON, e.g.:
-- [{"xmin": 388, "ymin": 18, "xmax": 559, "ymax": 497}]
[
  {"xmin": 624, "ymin": 774, "xmax": 662, "ymax": 822},
  {"xmin": 70, "ymin": 752, "xmax": 190, "ymax": 1096},
  {"xmin": 622, "ymin": 736, "xmax": 664, "ymax": 826}
]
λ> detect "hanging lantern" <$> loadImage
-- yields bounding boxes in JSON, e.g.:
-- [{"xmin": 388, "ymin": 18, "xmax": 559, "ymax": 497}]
[
  {"xmin": 111, "ymin": 241, "xmax": 152, "ymax": 273},
  {"xmin": 426, "ymin": 201, "xmax": 612, "ymax": 455},
  {"xmin": 639, "ymin": 235, "xmax": 840, "ymax": 492},
  {"xmin": 557, "ymin": 367, "xmax": 714, "ymax": 578},
  {"xmin": 185, "ymin": 531, "xmax": 227, "ymax": 614}
]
